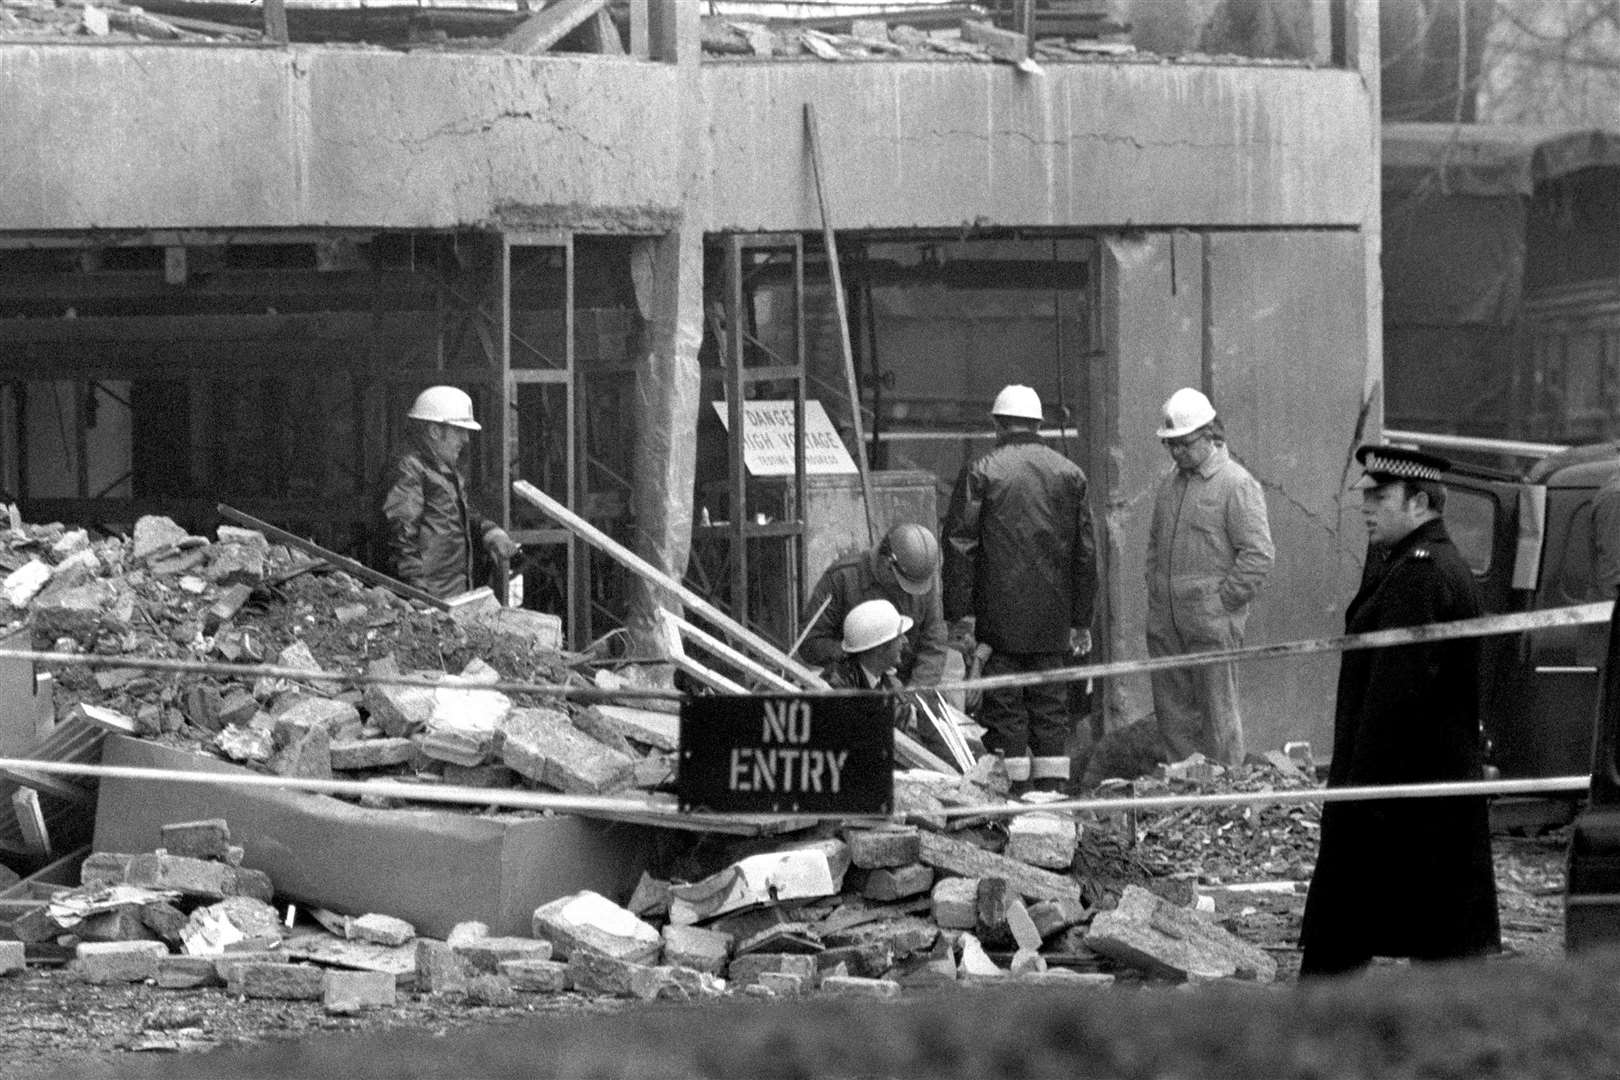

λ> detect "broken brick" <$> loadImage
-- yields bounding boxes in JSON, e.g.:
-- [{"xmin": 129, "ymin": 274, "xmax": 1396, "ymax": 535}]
[
  {"xmin": 843, "ymin": 826, "xmax": 922, "ymax": 869},
  {"xmin": 819, "ymin": 974, "xmax": 902, "ymax": 999},
  {"xmin": 861, "ymin": 863, "xmax": 934, "ymax": 902},
  {"xmin": 659, "ymin": 924, "xmax": 731, "ymax": 975},
  {"xmin": 1006, "ymin": 812, "xmax": 1078, "ymax": 870},
  {"xmin": 532, "ymin": 890, "xmax": 660, "ymax": 964},
  {"xmin": 159, "ymin": 819, "xmax": 232, "ymax": 862},
  {"xmin": 500, "ymin": 958, "xmax": 571, "ymax": 993},
  {"xmin": 348, "ymin": 913, "xmax": 415, "ymax": 947},
  {"xmin": 501, "ymin": 707, "xmax": 634, "ymax": 794},
  {"xmin": 73, "ymin": 941, "xmax": 168, "ymax": 984},
  {"xmin": 930, "ymin": 876, "xmax": 979, "ymax": 929},
  {"xmin": 323, "ymin": 969, "xmax": 396, "ymax": 1013},
  {"xmin": 235, "ymin": 962, "xmax": 325, "ymax": 1001},
  {"xmin": 454, "ymin": 937, "xmax": 553, "ymax": 973},
  {"xmin": 330, "ymin": 737, "xmax": 415, "ymax": 771}
]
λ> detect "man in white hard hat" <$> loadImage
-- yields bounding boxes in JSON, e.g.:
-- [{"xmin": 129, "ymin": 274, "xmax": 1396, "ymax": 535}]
[
  {"xmin": 798, "ymin": 522, "xmax": 949, "ymax": 689},
  {"xmin": 1145, "ymin": 387, "xmax": 1274, "ymax": 767},
  {"xmin": 380, "ymin": 385, "xmax": 519, "ymax": 599},
  {"xmin": 942, "ymin": 384, "xmax": 1098, "ymax": 794},
  {"xmin": 821, "ymin": 598, "xmax": 913, "ymax": 692}
]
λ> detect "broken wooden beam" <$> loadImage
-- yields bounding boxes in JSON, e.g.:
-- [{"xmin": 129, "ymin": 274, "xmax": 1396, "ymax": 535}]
[
  {"xmin": 11, "ymin": 789, "xmax": 49, "ymax": 857},
  {"xmin": 500, "ymin": 0, "xmax": 606, "ymax": 54},
  {"xmin": 216, "ymin": 503, "xmax": 449, "ymax": 611}
]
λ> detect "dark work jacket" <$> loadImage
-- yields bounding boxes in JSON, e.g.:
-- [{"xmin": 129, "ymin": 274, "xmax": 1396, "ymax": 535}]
[
  {"xmin": 798, "ymin": 548, "xmax": 949, "ymax": 686},
  {"xmin": 941, "ymin": 431, "xmax": 1097, "ymax": 653},
  {"xmin": 380, "ymin": 449, "xmax": 496, "ymax": 599},
  {"xmin": 1299, "ymin": 517, "xmax": 1500, "ymax": 961}
]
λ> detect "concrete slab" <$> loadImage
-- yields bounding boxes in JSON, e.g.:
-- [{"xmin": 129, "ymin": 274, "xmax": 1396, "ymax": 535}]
[{"xmin": 93, "ymin": 735, "xmax": 658, "ymax": 939}]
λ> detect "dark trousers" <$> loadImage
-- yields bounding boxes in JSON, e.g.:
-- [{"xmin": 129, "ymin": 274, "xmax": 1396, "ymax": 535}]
[{"xmin": 979, "ymin": 650, "xmax": 1070, "ymax": 758}]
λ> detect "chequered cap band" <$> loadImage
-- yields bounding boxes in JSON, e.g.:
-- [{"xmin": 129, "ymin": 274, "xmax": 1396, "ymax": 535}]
[{"xmin": 1360, "ymin": 450, "xmax": 1443, "ymax": 482}]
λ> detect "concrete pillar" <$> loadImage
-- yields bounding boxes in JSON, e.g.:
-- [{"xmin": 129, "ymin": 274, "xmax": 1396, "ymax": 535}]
[{"xmin": 624, "ymin": 228, "xmax": 704, "ymax": 658}]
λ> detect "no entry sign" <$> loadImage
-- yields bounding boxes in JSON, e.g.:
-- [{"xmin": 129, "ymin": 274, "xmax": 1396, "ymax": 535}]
[{"xmin": 678, "ymin": 694, "xmax": 894, "ymax": 815}]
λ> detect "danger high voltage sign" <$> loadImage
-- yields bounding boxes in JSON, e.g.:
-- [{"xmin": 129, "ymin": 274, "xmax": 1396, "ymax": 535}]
[{"xmin": 677, "ymin": 695, "xmax": 894, "ymax": 815}]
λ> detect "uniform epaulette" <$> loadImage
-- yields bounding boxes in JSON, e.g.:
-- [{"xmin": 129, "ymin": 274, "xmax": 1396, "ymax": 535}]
[{"xmin": 1410, "ymin": 547, "xmax": 1431, "ymax": 560}]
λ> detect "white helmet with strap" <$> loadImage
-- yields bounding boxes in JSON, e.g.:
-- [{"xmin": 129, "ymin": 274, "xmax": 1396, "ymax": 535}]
[
  {"xmin": 408, "ymin": 386, "xmax": 482, "ymax": 431},
  {"xmin": 841, "ymin": 598, "xmax": 915, "ymax": 654}
]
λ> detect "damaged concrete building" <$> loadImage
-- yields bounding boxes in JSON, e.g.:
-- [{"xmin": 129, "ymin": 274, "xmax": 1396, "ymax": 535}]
[{"xmin": 0, "ymin": 0, "xmax": 1380, "ymax": 759}]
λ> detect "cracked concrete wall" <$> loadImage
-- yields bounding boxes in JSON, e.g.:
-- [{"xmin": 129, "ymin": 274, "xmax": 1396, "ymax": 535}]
[
  {"xmin": 1205, "ymin": 231, "xmax": 1368, "ymax": 756},
  {"xmin": 1100, "ymin": 233, "xmax": 1205, "ymax": 731},
  {"xmin": 0, "ymin": 48, "xmax": 684, "ymax": 231},
  {"xmin": 1101, "ymin": 230, "xmax": 1368, "ymax": 757},
  {"xmin": 697, "ymin": 63, "xmax": 1371, "ymax": 232}
]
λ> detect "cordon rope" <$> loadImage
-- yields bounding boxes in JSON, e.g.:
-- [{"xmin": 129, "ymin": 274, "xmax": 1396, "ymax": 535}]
[{"xmin": 1, "ymin": 599, "xmax": 1610, "ymax": 819}]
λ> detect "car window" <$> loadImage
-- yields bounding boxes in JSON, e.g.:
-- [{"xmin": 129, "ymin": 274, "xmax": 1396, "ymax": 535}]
[
  {"xmin": 1543, "ymin": 492, "xmax": 1598, "ymax": 606},
  {"xmin": 1445, "ymin": 486, "xmax": 1496, "ymax": 576}
]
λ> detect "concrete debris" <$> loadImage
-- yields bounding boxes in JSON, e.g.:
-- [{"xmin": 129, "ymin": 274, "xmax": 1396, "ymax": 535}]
[
  {"xmin": 531, "ymin": 890, "xmax": 661, "ymax": 964},
  {"xmin": 668, "ymin": 839, "xmax": 850, "ymax": 925},
  {"xmin": 324, "ymin": 969, "xmax": 397, "ymax": 1013},
  {"xmin": 1085, "ymin": 884, "xmax": 1278, "ymax": 984},
  {"xmin": 1006, "ymin": 811, "xmax": 1079, "ymax": 870},
  {"xmin": 0, "ymin": 507, "xmax": 1293, "ymax": 1007},
  {"xmin": 72, "ymin": 940, "xmax": 169, "ymax": 984},
  {"xmin": 348, "ymin": 913, "xmax": 416, "ymax": 947}
]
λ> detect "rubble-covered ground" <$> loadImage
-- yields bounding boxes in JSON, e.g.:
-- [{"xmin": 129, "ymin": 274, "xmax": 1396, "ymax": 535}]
[{"xmin": 0, "ymin": 512, "xmax": 1575, "ymax": 1074}]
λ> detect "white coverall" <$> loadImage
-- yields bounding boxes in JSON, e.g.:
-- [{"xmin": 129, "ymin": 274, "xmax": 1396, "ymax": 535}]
[{"xmin": 1145, "ymin": 443, "xmax": 1274, "ymax": 766}]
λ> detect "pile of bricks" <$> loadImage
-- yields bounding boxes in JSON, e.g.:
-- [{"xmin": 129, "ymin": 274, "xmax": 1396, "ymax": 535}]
[
  {"xmin": 11, "ymin": 804, "xmax": 1273, "ymax": 1009},
  {"xmin": 0, "ymin": 512, "xmax": 680, "ymax": 813}
]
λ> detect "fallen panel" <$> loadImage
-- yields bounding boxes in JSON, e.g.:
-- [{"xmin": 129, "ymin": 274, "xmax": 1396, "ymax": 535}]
[{"xmin": 93, "ymin": 736, "xmax": 658, "ymax": 938}]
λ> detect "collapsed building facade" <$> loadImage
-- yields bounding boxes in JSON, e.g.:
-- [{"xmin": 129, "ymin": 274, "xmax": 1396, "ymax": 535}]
[{"xmin": 0, "ymin": 0, "xmax": 1381, "ymax": 758}]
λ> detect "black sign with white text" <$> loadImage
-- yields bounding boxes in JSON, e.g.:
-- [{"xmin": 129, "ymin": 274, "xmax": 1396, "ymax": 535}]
[{"xmin": 678, "ymin": 694, "xmax": 894, "ymax": 815}]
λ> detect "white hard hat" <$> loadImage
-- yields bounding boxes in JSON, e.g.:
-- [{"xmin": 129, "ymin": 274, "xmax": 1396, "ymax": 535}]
[
  {"xmin": 841, "ymin": 598, "xmax": 914, "ymax": 655},
  {"xmin": 407, "ymin": 386, "xmax": 482, "ymax": 431},
  {"xmin": 1156, "ymin": 387, "xmax": 1216, "ymax": 439},
  {"xmin": 991, "ymin": 384, "xmax": 1043, "ymax": 421}
]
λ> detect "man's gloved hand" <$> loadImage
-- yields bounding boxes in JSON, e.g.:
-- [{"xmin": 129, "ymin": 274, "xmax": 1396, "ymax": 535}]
[
  {"xmin": 484, "ymin": 527, "xmax": 520, "ymax": 560},
  {"xmin": 949, "ymin": 616, "xmax": 977, "ymax": 657},
  {"xmin": 1069, "ymin": 627, "xmax": 1092, "ymax": 656}
]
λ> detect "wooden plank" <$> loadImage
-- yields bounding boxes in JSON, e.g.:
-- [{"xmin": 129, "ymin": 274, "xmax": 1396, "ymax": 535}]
[
  {"xmin": 216, "ymin": 503, "xmax": 450, "ymax": 611},
  {"xmin": 11, "ymin": 789, "xmax": 49, "ymax": 857},
  {"xmin": 500, "ymin": 0, "xmax": 605, "ymax": 54},
  {"xmin": 803, "ymin": 102, "xmax": 878, "ymax": 548},
  {"xmin": 0, "ymin": 766, "xmax": 92, "ymax": 806},
  {"xmin": 916, "ymin": 830, "xmax": 1083, "ymax": 903},
  {"xmin": 585, "ymin": 6, "xmax": 622, "ymax": 53}
]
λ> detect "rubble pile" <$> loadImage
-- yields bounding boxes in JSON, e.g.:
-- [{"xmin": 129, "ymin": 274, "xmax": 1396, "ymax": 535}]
[
  {"xmin": 699, "ymin": 16, "xmax": 1136, "ymax": 62},
  {"xmin": 0, "ymin": 513, "xmax": 681, "ymax": 807},
  {"xmin": 14, "ymin": 807, "xmax": 1274, "ymax": 1008},
  {"xmin": 1126, "ymin": 752, "xmax": 1323, "ymax": 886},
  {"xmin": 0, "ymin": 510, "xmax": 1301, "ymax": 996},
  {"xmin": 0, "ymin": 0, "xmax": 250, "ymax": 42}
]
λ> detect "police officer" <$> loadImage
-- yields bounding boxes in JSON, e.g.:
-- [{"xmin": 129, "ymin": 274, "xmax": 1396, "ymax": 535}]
[
  {"xmin": 380, "ymin": 386, "xmax": 519, "ymax": 599},
  {"xmin": 1298, "ymin": 445, "xmax": 1501, "ymax": 977},
  {"xmin": 942, "ymin": 384, "xmax": 1098, "ymax": 793},
  {"xmin": 798, "ymin": 522, "xmax": 949, "ymax": 688}
]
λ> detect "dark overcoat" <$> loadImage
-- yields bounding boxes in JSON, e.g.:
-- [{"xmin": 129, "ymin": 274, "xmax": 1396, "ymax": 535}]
[
  {"xmin": 1299, "ymin": 517, "xmax": 1500, "ymax": 962},
  {"xmin": 379, "ymin": 448, "xmax": 497, "ymax": 599},
  {"xmin": 941, "ymin": 431, "xmax": 1097, "ymax": 654}
]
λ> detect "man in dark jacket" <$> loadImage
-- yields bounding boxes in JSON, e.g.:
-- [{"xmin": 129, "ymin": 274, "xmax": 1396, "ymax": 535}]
[
  {"xmin": 381, "ymin": 385, "xmax": 518, "ymax": 599},
  {"xmin": 798, "ymin": 522, "xmax": 949, "ymax": 688},
  {"xmin": 1298, "ymin": 445, "xmax": 1500, "ymax": 977},
  {"xmin": 942, "ymin": 384, "xmax": 1098, "ymax": 793}
]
